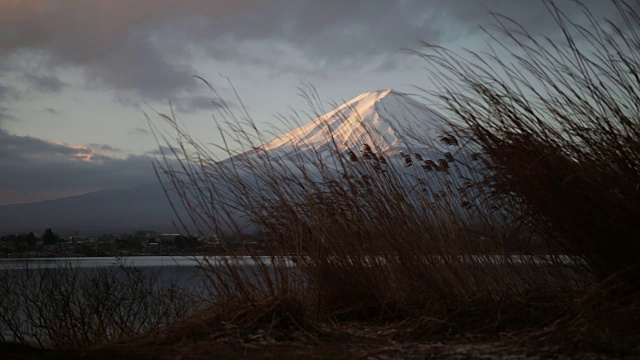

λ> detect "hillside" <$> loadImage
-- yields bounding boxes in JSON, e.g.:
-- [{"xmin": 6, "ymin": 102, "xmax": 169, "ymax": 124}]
[{"xmin": 0, "ymin": 184, "xmax": 180, "ymax": 236}]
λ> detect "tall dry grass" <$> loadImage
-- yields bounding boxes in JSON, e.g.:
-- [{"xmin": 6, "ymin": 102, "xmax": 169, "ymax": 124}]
[
  {"xmin": 1, "ymin": 1, "xmax": 636, "ymax": 351},
  {"xmin": 149, "ymin": 0, "xmax": 640, "ymax": 342},
  {"xmin": 414, "ymin": 0, "xmax": 640, "ymax": 289},
  {"xmin": 153, "ymin": 79, "xmax": 587, "ymax": 337}
]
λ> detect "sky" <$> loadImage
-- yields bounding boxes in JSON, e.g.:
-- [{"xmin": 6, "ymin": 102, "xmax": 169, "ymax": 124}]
[{"xmin": 0, "ymin": 0, "xmax": 628, "ymax": 205}]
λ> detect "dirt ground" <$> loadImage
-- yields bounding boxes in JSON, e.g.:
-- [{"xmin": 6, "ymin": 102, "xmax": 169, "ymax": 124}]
[{"xmin": 2, "ymin": 327, "xmax": 639, "ymax": 360}]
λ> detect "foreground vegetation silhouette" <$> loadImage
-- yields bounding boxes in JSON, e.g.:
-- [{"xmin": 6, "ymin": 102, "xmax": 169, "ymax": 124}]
[{"xmin": 2, "ymin": 1, "xmax": 639, "ymax": 358}]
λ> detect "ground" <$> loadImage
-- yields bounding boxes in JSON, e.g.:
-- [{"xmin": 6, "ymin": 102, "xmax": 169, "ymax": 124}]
[{"xmin": 2, "ymin": 326, "xmax": 639, "ymax": 360}]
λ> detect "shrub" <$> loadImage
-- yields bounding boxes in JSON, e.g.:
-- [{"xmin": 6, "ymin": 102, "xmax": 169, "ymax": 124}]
[{"xmin": 0, "ymin": 260, "xmax": 202, "ymax": 349}]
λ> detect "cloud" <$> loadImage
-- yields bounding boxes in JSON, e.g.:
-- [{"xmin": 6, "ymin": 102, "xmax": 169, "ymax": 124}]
[
  {"xmin": 173, "ymin": 93, "xmax": 227, "ymax": 113},
  {"xmin": 0, "ymin": 84, "xmax": 20, "ymax": 101},
  {"xmin": 0, "ymin": 0, "xmax": 250, "ymax": 103},
  {"xmin": 0, "ymin": 132, "xmax": 113, "ymax": 163},
  {"xmin": 0, "ymin": 106, "xmax": 14, "ymax": 123},
  {"xmin": 42, "ymin": 107, "xmax": 62, "ymax": 115},
  {"xmin": 0, "ymin": 128, "xmax": 167, "ymax": 205},
  {"xmin": 87, "ymin": 143, "xmax": 124, "ymax": 152},
  {"xmin": 1, "ymin": 0, "xmax": 629, "ymax": 105},
  {"xmin": 146, "ymin": 146, "xmax": 177, "ymax": 157},
  {"xmin": 85, "ymin": 30, "xmax": 197, "ymax": 101},
  {"xmin": 129, "ymin": 127, "xmax": 150, "ymax": 135},
  {"xmin": 23, "ymin": 73, "xmax": 67, "ymax": 93}
]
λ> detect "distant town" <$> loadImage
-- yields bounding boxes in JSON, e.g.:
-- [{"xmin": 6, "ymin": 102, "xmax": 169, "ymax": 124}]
[{"xmin": 0, "ymin": 228, "xmax": 219, "ymax": 257}]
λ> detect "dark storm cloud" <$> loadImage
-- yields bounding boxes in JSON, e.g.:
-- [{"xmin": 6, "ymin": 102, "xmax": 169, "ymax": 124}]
[
  {"xmin": 0, "ymin": 1, "xmax": 629, "ymax": 103},
  {"xmin": 0, "ymin": 128, "xmax": 168, "ymax": 204}
]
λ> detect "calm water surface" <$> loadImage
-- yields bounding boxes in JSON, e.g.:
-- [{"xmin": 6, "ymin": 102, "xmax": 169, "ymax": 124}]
[
  {"xmin": 0, "ymin": 254, "xmax": 579, "ymax": 268},
  {"xmin": 0, "ymin": 256, "xmax": 299, "ymax": 287}
]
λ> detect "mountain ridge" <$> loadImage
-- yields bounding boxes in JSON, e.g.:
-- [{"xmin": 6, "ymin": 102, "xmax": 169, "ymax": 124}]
[
  {"xmin": 0, "ymin": 90, "xmax": 461, "ymax": 236},
  {"xmin": 0, "ymin": 184, "xmax": 180, "ymax": 236}
]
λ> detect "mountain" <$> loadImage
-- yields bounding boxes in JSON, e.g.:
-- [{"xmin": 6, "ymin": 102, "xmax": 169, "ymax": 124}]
[
  {"xmin": 205, "ymin": 89, "xmax": 469, "ymax": 230},
  {"xmin": 0, "ymin": 184, "xmax": 181, "ymax": 236},
  {"xmin": 0, "ymin": 89, "xmax": 463, "ymax": 236},
  {"xmin": 256, "ymin": 89, "xmax": 455, "ymax": 161},
  {"xmin": 228, "ymin": 89, "xmax": 467, "ymax": 186}
]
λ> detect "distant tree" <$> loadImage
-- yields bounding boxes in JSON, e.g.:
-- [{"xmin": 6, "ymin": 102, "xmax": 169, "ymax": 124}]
[
  {"xmin": 0, "ymin": 232, "xmax": 38, "ymax": 252},
  {"xmin": 114, "ymin": 237, "xmax": 145, "ymax": 251},
  {"xmin": 173, "ymin": 236, "xmax": 185, "ymax": 250},
  {"xmin": 25, "ymin": 232, "xmax": 37, "ymax": 247},
  {"xmin": 173, "ymin": 235, "xmax": 199, "ymax": 251},
  {"xmin": 42, "ymin": 228, "xmax": 59, "ymax": 246}
]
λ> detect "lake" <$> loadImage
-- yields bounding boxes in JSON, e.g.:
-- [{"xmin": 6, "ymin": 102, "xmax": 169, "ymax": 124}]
[{"xmin": 0, "ymin": 254, "xmax": 588, "ymax": 346}]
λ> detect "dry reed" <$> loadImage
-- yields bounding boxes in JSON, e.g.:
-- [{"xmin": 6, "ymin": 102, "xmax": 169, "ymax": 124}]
[{"xmin": 414, "ymin": 0, "xmax": 640, "ymax": 289}]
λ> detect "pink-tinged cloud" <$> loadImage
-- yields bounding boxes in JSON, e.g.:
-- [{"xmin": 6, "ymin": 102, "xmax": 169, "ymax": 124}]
[
  {"xmin": 0, "ymin": 129, "xmax": 172, "ymax": 205},
  {"xmin": 49, "ymin": 141, "xmax": 115, "ymax": 163}
]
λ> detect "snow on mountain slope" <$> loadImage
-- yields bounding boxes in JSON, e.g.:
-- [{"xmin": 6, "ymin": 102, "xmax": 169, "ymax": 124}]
[
  {"xmin": 215, "ymin": 88, "xmax": 471, "ymax": 199},
  {"xmin": 259, "ymin": 89, "xmax": 452, "ymax": 159}
]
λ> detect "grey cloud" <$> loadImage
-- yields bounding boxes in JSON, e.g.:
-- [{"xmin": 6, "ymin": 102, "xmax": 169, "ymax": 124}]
[
  {"xmin": 173, "ymin": 94, "xmax": 227, "ymax": 113},
  {"xmin": 23, "ymin": 73, "xmax": 67, "ymax": 93},
  {"xmin": 129, "ymin": 127, "xmax": 150, "ymax": 136},
  {"xmin": 0, "ymin": 130, "xmax": 108, "ymax": 162},
  {"xmin": 147, "ymin": 146, "xmax": 177, "ymax": 157},
  {"xmin": 0, "ymin": 1, "xmax": 630, "ymax": 102},
  {"xmin": 0, "ymin": 129, "xmax": 168, "ymax": 204},
  {"xmin": 0, "ymin": 105, "xmax": 15, "ymax": 124},
  {"xmin": 86, "ymin": 30, "xmax": 196, "ymax": 100},
  {"xmin": 42, "ymin": 107, "xmax": 62, "ymax": 115},
  {"xmin": 158, "ymin": 0, "xmax": 631, "ymax": 69},
  {"xmin": 0, "ymin": 113, "xmax": 14, "ymax": 123},
  {"xmin": 88, "ymin": 143, "xmax": 123, "ymax": 152},
  {"xmin": 0, "ymin": 0, "xmax": 250, "ymax": 102},
  {"xmin": 0, "ymin": 84, "xmax": 20, "ymax": 101}
]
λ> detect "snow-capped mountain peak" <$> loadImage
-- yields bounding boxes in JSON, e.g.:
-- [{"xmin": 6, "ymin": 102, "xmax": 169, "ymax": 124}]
[{"xmin": 260, "ymin": 89, "xmax": 450, "ymax": 157}]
